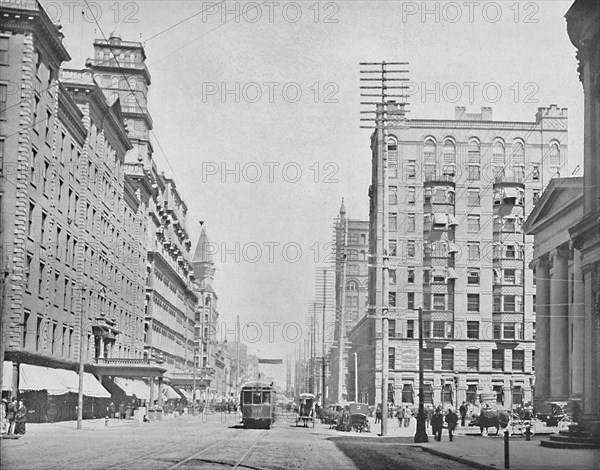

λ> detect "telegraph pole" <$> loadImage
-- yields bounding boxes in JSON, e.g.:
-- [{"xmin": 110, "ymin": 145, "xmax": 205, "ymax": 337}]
[
  {"xmin": 338, "ymin": 222, "xmax": 347, "ymax": 404},
  {"xmin": 360, "ymin": 61, "xmax": 410, "ymax": 437},
  {"xmin": 321, "ymin": 269, "xmax": 327, "ymax": 406}
]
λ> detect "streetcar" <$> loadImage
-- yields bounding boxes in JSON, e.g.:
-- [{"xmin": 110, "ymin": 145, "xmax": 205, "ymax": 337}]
[{"xmin": 240, "ymin": 381, "xmax": 276, "ymax": 429}]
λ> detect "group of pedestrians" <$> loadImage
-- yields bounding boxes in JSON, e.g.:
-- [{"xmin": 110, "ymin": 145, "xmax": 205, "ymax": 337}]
[
  {"xmin": 430, "ymin": 406, "xmax": 459, "ymax": 441},
  {"xmin": 1, "ymin": 397, "xmax": 28, "ymax": 435}
]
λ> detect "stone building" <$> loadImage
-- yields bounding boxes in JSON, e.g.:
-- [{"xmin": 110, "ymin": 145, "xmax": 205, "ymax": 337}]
[
  {"xmin": 354, "ymin": 104, "xmax": 567, "ymax": 408},
  {"xmin": 0, "ymin": 0, "xmax": 155, "ymax": 417},
  {"xmin": 330, "ymin": 200, "xmax": 369, "ymax": 403},
  {"xmin": 526, "ymin": 0, "xmax": 600, "ymax": 441}
]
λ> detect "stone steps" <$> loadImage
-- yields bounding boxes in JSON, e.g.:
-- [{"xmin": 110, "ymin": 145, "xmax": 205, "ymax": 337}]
[{"xmin": 540, "ymin": 432, "xmax": 599, "ymax": 449}]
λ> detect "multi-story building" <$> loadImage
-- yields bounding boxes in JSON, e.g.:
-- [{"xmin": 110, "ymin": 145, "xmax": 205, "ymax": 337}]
[
  {"xmin": 0, "ymin": 0, "xmax": 157, "ymax": 418},
  {"xmin": 329, "ymin": 201, "xmax": 369, "ymax": 402},
  {"xmin": 351, "ymin": 104, "xmax": 567, "ymax": 408},
  {"xmin": 87, "ymin": 33, "xmax": 199, "ymax": 393}
]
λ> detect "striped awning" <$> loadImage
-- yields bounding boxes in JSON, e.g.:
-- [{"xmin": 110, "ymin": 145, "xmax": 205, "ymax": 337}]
[
  {"xmin": 175, "ymin": 387, "xmax": 192, "ymax": 401},
  {"xmin": 19, "ymin": 364, "xmax": 110, "ymax": 397},
  {"xmin": 114, "ymin": 378, "xmax": 151, "ymax": 400},
  {"xmin": 162, "ymin": 385, "xmax": 180, "ymax": 400}
]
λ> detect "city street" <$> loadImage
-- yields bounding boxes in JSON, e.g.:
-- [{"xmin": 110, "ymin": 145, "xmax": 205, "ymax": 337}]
[{"xmin": 1, "ymin": 413, "xmax": 476, "ymax": 470}]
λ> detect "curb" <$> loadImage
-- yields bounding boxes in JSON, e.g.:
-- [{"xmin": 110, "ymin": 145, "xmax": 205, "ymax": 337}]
[{"xmin": 420, "ymin": 446, "xmax": 499, "ymax": 470}]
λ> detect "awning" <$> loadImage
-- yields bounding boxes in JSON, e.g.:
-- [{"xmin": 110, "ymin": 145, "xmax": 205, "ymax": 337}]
[
  {"xmin": 433, "ymin": 213, "xmax": 447, "ymax": 225},
  {"xmin": 113, "ymin": 378, "xmax": 151, "ymax": 400},
  {"xmin": 19, "ymin": 364, "xmax": 71, "ymax": 395},
  {"xmin": 448, "ymin": 268, "xmax": 458, "ymax": 279},
  {"xmin": 503, "ymin": 187, "xmax": 519, "ymax": 199},
  {"xmin": 175, "ymin": 387, "xmax": 192, "ymax": 401},
  {"xmin": 81, "ymin": 373, "xmax": 111, "ymax": 398},
  {"xmin": 3, "ymin": 361, "xmax": 13, "ymax": 391},
  {"xmin": 162, "ymin": 385, "xmax": 180, "ymax": 400},
  {"xmin": 447, "ymin": 215, "xmax": 459, "ymax": 226}
]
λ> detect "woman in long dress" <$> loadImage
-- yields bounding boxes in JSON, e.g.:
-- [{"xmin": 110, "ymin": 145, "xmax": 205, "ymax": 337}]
[{"xmin": 15, "ymin": 400, "xmax": 27, "ymax": 435}]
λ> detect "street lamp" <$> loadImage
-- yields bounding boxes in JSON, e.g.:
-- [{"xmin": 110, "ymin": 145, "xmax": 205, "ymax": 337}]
[{"xmin": 414, "ymin": 307, "xmax": 428, "ymax": 443}]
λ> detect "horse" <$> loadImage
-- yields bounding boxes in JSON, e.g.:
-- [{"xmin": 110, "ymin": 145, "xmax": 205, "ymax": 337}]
[{"xmin": 472, "ymin": 408, "xmax": 511, "ymax": 435}]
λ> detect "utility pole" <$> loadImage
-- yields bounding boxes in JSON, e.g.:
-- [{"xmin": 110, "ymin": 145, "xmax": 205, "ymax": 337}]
[
  {"xmin": 360, "ymin": 61, "xmax": 410, "ymax": 437},
  {"xmin": 338, "ymin": 221, "xmax": 347, "ymax": 405},
  {"xmin": 236, "ymin": 315, "xmax": 240, "ymax": 397},
  {"xmin": 0, "ymin": 260, "xmax": 10, "ymax": 400},
  {"xmin": 414, "ymin": 307, "xmax": 429, "ymax": 442}
]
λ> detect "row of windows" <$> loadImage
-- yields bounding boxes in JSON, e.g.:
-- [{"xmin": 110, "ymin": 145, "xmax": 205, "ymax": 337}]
[
  {"xmin": 390, "ymin": 240, "xmax": 525, "ymax": 261},
  {"xmin": 389, "ymin": 291, "xmax": 526, "ymax": 313},
  {"xmin": 391, "ymin": 319, "xmax": 534, "ymax": 342}
]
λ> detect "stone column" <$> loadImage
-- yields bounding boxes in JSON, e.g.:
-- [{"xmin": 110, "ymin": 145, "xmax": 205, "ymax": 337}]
[
  {"xmin": 98, "ymin": 337, "xmax": 105, "ymax": 359},
  {"xmin": 534, "ymin": 256, "xmax": 551, "ymax": 403},
  {"xmin": 148, "ymin": 376, "xmax": 155, "ymax": 420},
  {"xmin": 571, "ymin": 248, "xmax": 585, "ymax": 397},
  {"xmin": 581, "ymin": 265, "xmax": 599, "ymax": 429},
  {"xmin": 157, "ymin": 377, "xmax": 163, "ymax": 420},
  {"xmin": 550, "ymin": 246, "xmax": 569, "ymax": 399}
]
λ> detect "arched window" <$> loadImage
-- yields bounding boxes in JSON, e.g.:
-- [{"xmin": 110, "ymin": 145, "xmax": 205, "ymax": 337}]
[
  {"xmin": 424, "ymin": 138, "xmax": 436, "ymax": 163},
  {"xmin": 347, "ymin": 280, "xmax": 358, "ymax": 291},
  {"xmin": 443, "ymin": 140, "xmax": 455, "ymax": 164},
  {"xmin": 549, "ymin": 142, "xmax": 560, "ymax": 167},
  {"xmin": 387, "ymin": 137, "xmax": 398, "ymax": 178},
  {"xmin": 512, "ymin": 141, "xmax": 525, "ymax": 165},
  {"xmin": 492, "ymin": 140, "xmax": 505, "ymax": 165},
  {"xmin": 468, "ymin": 139, "xmax": 480, "ymax": 163}
]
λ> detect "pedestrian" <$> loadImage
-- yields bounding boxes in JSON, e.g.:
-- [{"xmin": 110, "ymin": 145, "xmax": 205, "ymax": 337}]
[
  {"xmin": 403, "ymin": 406, "xmax": 411, "ymax": 427},
  {"xmin": 375, "ymin": 404, "xmax": 381, "ymax": 424},
  {"xmin": 1, "ymin": 398, "xmax": 7, "ymax": 434},
  {"xmin": 14, "ymin": 400, "xmax": 27, "ymax": 435},
  {"xmin": 396, "ymin": 406, "xmax": 404, "ymax": 427},
  {"xmin": 108, "ymin": 401, "xmax": 116, "ymax": 419},
  {"xmin": 118, "ymin": 402, "xmax": 125, "ymax": 420},
  {"xmin": 425, "ymin": 406, "xmax": 432, "ymax": 433},
  {"xmin": 6, "ymin": 398, "xmax": 17, "ymax": 435},
  {"xmin": 445, "ymin": 407, "xmax": 459, "ymax": 442},
  {"xmin": 431, "ymin": 407, "xmax": 444, "ymax": 441},
  {"xmin": 459, "ymin": 401, "xmax": 468, "ymax": 427}
]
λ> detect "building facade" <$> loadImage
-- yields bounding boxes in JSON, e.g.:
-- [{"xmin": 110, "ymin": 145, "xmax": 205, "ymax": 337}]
[
  {"xmin": 329, "ymin": 201, "xmax": 369, "ymax": 402},
  {"xmin": 353, "ymin": 104, "xmax": 567, "ymax": 408},
  {"xmin": 525, "ymin": 0, "xmax": 600, "ymax": 441}
]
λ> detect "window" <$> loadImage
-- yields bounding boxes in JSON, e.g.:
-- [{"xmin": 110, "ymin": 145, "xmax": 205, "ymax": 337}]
[
  {"xmin": 533, "ymin": 190, "xmax": 540, "ymax": 205},
  {"xmin": 468, "ymin": 139, "xmax": 480, "ymax": 163},
  {"xmin": 468, "ymin": 189, "xmax": 480, "ymax": 206},
  {"xmin": 441, "ymin": 349, "xmax": 454, "ymax": 370},
  {"xmin": 40, "ymin": 212, "xmax": 47, "ymax": 245},
  {"xmin": 407, "ymin": 213, "xmax": 415, "ymax": 232},
  {"xmin": 531, "ymin": 163, "xmax": 540, "ymax": 181},
  {"xmin": 0, "ymin": 36, "xmax": 8, "ymax": 65},
  {"xmin": 504, "ymin": 217, "xmax": 515, "ymax": 232},
  {"xmin": 443, "ymin": 140, "xmax": 455, "ymax": 164},
  {"xmin": 512, "ymin": 350, "xmax": 524, "ymax": 371},
  {"xmin": 468, "ymin": 165, "xmax": 480, "ymax": 181},
  {"xmin": 389, "ymin": 186, "xmax": 397, "ymax": 204},
  {"xmin": 468, "ymin": 215, "xmax": 480, "ymax": 233},
  {"xmin": 504, "ymin": 296, "xmax": 516, "ymax": 312},
  {"xmin": 407, "ymin": 292, "xmax": 415, "ymax": 310},
  {"xmin": 424, "ymin": 139, "xmax": 436, "ymax": 163},
  {"xmin": 27, "ymin": 202, "xmax": 35, "ymax": 237},
  {"xmin": 505, "ymin": 244, "xmax": 515, "ymax": 259},
  {"xmin": 503, "ymin": 322, "xmax": 516, "ymax": 339},
  {"xmin": 493, "ymin": 322, "xmax": 502, "ymax": 339},
  {"xmin": 389, "ymin": 269, "xmax": 397, "ymax": 284},
  {"xmin": 38, "ymin": 262, "xmax": 45, "ymax": 295},
  {"xmin": 432, "ymin": 321, "xmax": 445, "ymax": 338},
  {"xmin": 36, "ymin": 316, "xmax": 43, "ymax": 351},
  {"xmin": 388, "ymin": 347, "xmax": 395, "ymax": 369},
  {"xmin": 441, "ymin": 383, "xmax": 453, "ymax": 404},
  {"xmin": 466, "ymin": 384, "xmax": 478, "ymax": 404},
  {"xmin": 467, "ymin": 349, "xmax": 479, "ymax": 370},
  {"xmin": 492, "ymin": 350, "xmax": 504, "ymax": 370},
  {"xmin": 467, "ymin": 321, "xmax": 479, "ymax": 339},
  {"xmin": 512, "ymin": 386, "xmax": 523, "ymax": 405},
  {"xmin": 388, "ymin": 319, "xmax": 396, "ymax": 339},
  {"xmin": 493, "ymin": 385, "xmax": 504, "ymax": 404},
  {"xmin": 0, "ymin": 83, "xmax": 7, "ymax": 120},
  {"xmin": 406, "ymin": 320, "xmax": 414, "ymax": 338},
  {"xmin": 388, "ymin": 292, "xmax": 396, "ymax": 307},
  {"xmin": 467, "ymin": 269, "xmax": 480, "ymax": 285},
  {"xmin": 492, "ymin": 140, "xmax": 505, "ymax": 165},
  {"xmin": 423, "ymin": 349, "xmax": 434, "ymax": 370},
  {"xmin": 422, "ymin": 383, "xmax": 433, "ymax": 403},
  {"xmin": 407, "ymin": 268, "xmax": 415, "ymax": 284},
  {"xmin": 402, "ymin": 384, "xmax": 413, "ymax": 403},
  {"xmin": 407, "ymin": 241, "xmax": 415, "ymax": 258},
  {"xmin": 504, "ymin": 269, "xmax": 516, "ymax": 284},
  {"xmin": 433, "ymin": 294, "xmax": 445, "ymax": 310},
  {"xmin": 468, "ymin": 243, "xmax": 480, "ymax": 261},
  {"xmin": 549, "ymin": 143, "xmax": 560, "ymax": 167},
  {"xmin": 389, "ymin": 240, "xmax": 397, "ymax": 257},
  {"xmin": 408, "ymin": 187, "xmax": 416, "ymax": 204},
  {"xmin": 407, "ymin": 160, "xmax": 416, "ymax": 179},
  {"xmin": 467, "ymin": 294, "xmax": 480, "ymax": 312},
  {"xmin": 389, "ymin": 213, "xmax": 397, "ymax": 231}
]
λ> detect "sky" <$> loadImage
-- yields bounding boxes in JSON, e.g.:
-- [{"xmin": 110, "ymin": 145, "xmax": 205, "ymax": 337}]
[{"xmin": 44, "ymin": 0, "xmax": 583, "ymax": 385}]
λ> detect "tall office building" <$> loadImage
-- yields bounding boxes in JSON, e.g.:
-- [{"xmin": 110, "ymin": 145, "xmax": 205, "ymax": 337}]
[{"xmin": 350, "ymin": 105, "xmax": 567, "ymax": 408}]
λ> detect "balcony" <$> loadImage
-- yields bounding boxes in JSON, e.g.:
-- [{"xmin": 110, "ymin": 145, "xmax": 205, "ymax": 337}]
[
  {"xmin": 94, "ymin": 357, "xmax": 163, "ymax": 366},
  {"xmin": 494, "ymin": 174, "xmax": 525, "ymax": 185}
]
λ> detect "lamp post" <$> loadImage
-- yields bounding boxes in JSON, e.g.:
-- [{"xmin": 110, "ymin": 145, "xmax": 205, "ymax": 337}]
[{"xmin": 414, "ymin": 307, "xmax": 428, "ymax": 442}]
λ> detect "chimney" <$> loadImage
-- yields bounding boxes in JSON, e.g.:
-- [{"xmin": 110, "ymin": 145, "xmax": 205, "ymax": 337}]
[
  {"xmin": 481, "ymin": 107, "xmax": 492, "ymax": 121},
  {"xmin": 455, "ymin": 106, "xmax": 466, "ymax": 120}
]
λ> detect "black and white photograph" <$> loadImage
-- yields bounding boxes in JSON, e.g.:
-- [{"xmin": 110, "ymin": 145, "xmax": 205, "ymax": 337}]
[{"xmin": 0, "ymin": 0, "xmax": 599, "ymax": 469}]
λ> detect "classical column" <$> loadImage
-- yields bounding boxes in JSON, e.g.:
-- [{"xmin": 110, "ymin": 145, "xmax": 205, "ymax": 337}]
[
  {"xmin": 148, "ymin": 376, "xmax": 155, "ymax": 419},
  {"xmin": 550, "ymin": 246, "xmax": 569, "ymax": 399},
  {"xmin": 571, "ymin": 248, "xmax": 585, "ymax": 397},
  {"xmin": 534, "ymin": 256, "xmax": 551, "ymax": 403},
  {"xmin": 581, "ymin": 265, "xmax": 598, "ymax": 426},
  {"xmin": 157, "ymin": 377, "xmax": 163, "ymax": 420},
  {"xmin": 98, "ymin": 337, "xmax": 105, "ymax": 359}
]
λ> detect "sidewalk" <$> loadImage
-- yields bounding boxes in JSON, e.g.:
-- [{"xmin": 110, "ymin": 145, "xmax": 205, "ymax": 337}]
[{"xmin": 421, "ymin": 435, "xmax": 600, "ymax": 470}]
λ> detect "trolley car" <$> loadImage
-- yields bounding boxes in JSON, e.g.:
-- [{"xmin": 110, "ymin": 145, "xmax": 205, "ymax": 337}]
[{"xmin": 240, "ymin": 381, "xmax": 275, "ymax": 429}]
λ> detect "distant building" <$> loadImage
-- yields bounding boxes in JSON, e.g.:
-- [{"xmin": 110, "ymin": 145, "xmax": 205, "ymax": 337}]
[
  {"xmin": 354, "ymin": 104, "xmax": 567, "ymax": 408},
  {"xmin": 329, "ymin": 200, "xmax": 369, "ymax": 403}
]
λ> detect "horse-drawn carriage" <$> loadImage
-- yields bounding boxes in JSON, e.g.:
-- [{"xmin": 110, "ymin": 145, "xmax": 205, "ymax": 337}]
[
  {"xmin": 296, "ymin": 393, "xmax": 316, "ymax": 428},
  {"xmin": 349, "ymin": 403, "xmax": 370, "ymax": 433}
]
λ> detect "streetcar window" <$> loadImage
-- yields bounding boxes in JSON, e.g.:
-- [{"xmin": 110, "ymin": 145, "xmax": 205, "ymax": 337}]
[
  {"xmin": 243, "ymin": 391, "xmax": 252, "ymax": 404},
  {"xmin": 252, "ymin": 391, "xmax": 262, "ymax": 404},
  {"xmin": 262, "ymin": 392, "xmax": 270, "ymax": 403}
]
